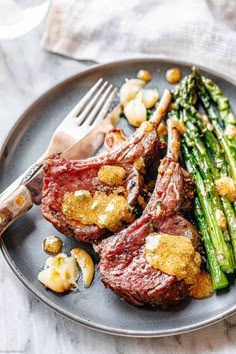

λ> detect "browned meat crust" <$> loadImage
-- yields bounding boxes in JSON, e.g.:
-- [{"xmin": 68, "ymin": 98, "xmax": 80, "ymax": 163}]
[
  {"xmin": 41, "ymin": 159, "xmax": 142, "ymax": 243},
  {"xmin": 97, "ymin": 157, "xmax": 199, "ymax": 308}
]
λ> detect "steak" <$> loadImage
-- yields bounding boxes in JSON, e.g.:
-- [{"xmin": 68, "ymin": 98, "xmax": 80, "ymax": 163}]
[
  {"xmin": 97, "ymin": 119, "xmax": 200, "ymax": 308},
  {"xmin": 42, "ymin": 160, "xmax": 142, "ymax": 243},
  {"xmin": 41, "ymin": 90, "xmax": 172, "ymax": 244}
]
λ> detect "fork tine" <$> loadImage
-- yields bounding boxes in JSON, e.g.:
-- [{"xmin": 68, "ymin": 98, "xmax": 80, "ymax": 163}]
[
  {"xmin": 69, "ymin": 78, "xmax": 104, "ymax": 118},
  {"xmin": 0, "ymin": 79, "xmax": 118, "ymax": 203},
  {"xmin": 90, "ymin": 87, "xmax": 118, "ymax": 127},
  {"xmin": 75, "ymin": 80, "xmax": 109, "ymax": 125},
  {"xmin": 82, "ymin": 85, "xmax": 116, "ymax": 126}
]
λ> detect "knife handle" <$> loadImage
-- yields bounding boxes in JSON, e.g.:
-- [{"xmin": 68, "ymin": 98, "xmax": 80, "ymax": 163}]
[{"xmin": 0, "ymin": 185, "xmax": 33, "ymax": 236}]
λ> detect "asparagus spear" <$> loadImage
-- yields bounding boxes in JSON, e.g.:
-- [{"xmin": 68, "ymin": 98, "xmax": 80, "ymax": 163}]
[
  {"xmin": 182, "ymin": 73, "xmax": 236, "ymax": 213},
  {"xmin": 202, "ymin": 76, "xmax": 236, "ymax": 127},
  {"xmin": 172, "ymin": 75, "xmax": 236, "ymax": 251},
  {"xmin": 179, "ymin": 111, "xmax": 235, "ymax": 264},
  {"xmin": 173, "ymin": 75, "xmax": 197, "ymax": 110},
  {"xmin": 192, "ymin": 67, "xmax": 236, "ymax": 184},
  {"xmin": 182, "ymin": 75, "xmax": 225, "ymax": 161},
  {"xmin": 176, "ymin": 74, "xmax": 233, "ymax": 170},
  {"xmin": 202, "ymin": 76, "xmax": 236, "ymax": 154},
  {"xmin": 194, "ymin": 197, "xmax": 229, "ymax": 290},
  {"xmin": 185, "ymin": 105, "xmax": 236, "ymax": 214},
  {"xmin": 172, "ymin": 70, "xmax": 236, "ymax": 269},
  {"xmin": 182, "ymin": 144, "xmax": 234, "ymax": 273}
]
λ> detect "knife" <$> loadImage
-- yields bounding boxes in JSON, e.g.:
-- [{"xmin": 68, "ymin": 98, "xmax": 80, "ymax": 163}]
[{"xmin": 0, "ymin": 113, "xmax": 119, "ymax": 236}]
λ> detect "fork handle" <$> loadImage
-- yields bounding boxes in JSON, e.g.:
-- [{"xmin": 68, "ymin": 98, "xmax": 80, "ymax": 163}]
[{"xmin": 0, "ymin": 185, "xmax": 33, "ymax": 236}]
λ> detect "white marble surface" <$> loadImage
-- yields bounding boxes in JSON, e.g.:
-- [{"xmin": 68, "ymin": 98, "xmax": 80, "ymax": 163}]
[{"xmin": 1, "ymin": 23, "xmax": 236, "ymax": 354}]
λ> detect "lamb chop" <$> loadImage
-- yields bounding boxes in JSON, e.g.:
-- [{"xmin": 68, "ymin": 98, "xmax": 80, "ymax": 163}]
[
  {"xmin": 97, "ymin": 119, "xmax": 202, "ymax": 309},
  {"xmin": 41, "ymin": 90, "xmax": 172, "ymax": 244}
]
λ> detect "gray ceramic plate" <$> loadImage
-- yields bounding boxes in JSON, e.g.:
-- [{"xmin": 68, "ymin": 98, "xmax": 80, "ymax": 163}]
[{"xmin": 1, "ymin": 58, "xmax": 236, "ymax": 337}]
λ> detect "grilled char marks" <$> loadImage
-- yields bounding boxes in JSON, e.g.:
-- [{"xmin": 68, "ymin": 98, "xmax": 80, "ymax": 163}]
[
  {"xmin": 97, "ymin": 119, "xmax": 200, "ymax": 308},
  {"xmin": 97, "ymin": 155, "xmax": 198, "ymax": 307},
  {"xmin": 41, "ymin": 90, "xmax": 173, "ymax": 244},
  {"xmin": 41, "ymin": 122, "xmax": 162, "ymax": 244},
  {"xmin": 109, "ymin": 124, "xmax": 158, "ymax": 163},
  {"xmin": 144, "ymin": 157, "xmax": 184, "ymax": 218},
  {"xmin": 98, "ymin": 217, "xmax": 189, "ymax": 307},
  {"xmin": 181, "ymin": 168, "xmax": 196, "ymax": 214},
  {"xmin": 144, "ymin": 158, "xmax": 196, "ymax": 229}
]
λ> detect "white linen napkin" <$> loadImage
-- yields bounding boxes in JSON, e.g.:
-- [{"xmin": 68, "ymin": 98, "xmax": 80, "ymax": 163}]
[{"xmin": 41, "ymin": 0, "xmax": 236, "ymax": 78}]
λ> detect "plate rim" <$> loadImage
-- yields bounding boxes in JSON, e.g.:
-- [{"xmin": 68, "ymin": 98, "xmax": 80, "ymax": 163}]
[
  {"xmin": 1, "ymin": 56, "xmax": 236, "ymax": 337},
  {"xmin": 1, "ymin": 242, "xmax": 234, "ymax": 338},
  {"xmin": 1, "ymin": 56, "xmax": 235, "ymax": 158}
]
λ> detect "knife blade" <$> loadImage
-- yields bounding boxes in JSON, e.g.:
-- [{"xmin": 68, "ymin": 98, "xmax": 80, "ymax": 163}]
[{"xmin": 0, "ymin": 111, "xmax": 120, "ymax": 236}]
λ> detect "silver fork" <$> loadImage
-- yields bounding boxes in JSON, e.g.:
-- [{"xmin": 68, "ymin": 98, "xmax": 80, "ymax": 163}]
[
  {"xmin": 0, "ymin": 79, "xmax": 119, "ymax": 200},
  {"xmin": 41, "ymin": 78, "xmax": 118, "ymax": 159}
]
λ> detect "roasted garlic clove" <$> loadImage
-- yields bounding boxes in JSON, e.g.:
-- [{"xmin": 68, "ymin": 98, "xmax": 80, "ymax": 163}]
[
  {"xmin": 38, "ymin": 253, "xmax": 78, "ymax": 293},
  {"xmin": 124, "ymin": 97, "xmax": 147, "ymax": 127},
  {"xmin": 119, "ymin": 79, "xmax": 145, "ymax": 106},
  {"xmin": 136, "ymin": 88, "xmax": 159, "ymax": 109},
  {"xmin": 71, "ymin": 248, "xmax": 95, "ymax": 287}
]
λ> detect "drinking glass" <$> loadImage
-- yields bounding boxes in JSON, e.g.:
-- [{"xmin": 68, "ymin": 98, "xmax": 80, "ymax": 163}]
[{"xmin": 0, "ymin": 0, "xmax": 49, "ymax": 40}]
